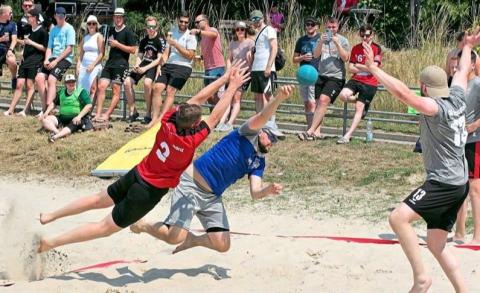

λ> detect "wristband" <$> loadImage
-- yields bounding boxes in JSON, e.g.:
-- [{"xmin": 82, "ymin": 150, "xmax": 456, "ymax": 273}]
[{"xmin": 9, "ymin": 48, "xmax": 14, "ymax": 52}]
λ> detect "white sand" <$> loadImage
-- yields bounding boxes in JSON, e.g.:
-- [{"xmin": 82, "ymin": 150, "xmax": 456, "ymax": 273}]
[{"xmin": 0, "ymin": 177, "xmax": 478, "ymax": 293}]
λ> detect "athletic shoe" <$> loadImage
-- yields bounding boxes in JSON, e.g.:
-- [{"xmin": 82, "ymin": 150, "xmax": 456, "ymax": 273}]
[
  {"xmin": 222, "ymin": 123, "xmax": 233, "ymax": 132},
  {"xmin": 215, "ymin": 123, "xmax": 225, "ymax": 131}
]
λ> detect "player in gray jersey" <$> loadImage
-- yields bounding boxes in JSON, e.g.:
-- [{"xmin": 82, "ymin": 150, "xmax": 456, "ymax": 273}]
[{"xmin": 363, "ymin": 28, "xmax": 480, "ymax": 293}]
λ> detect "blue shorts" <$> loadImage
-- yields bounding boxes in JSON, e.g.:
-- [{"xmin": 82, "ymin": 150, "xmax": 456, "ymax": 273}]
[{"xmin": 203, "ymin": 67, "xmax": 225, "ymax": 87}]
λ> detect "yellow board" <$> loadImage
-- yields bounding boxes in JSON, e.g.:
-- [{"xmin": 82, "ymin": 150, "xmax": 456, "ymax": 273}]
[{"xmin": 91, "ymin": 123, "xmax": 161, "ymax": 177}]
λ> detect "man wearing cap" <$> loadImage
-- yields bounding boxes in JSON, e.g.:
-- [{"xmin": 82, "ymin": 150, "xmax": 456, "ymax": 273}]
[
  {"xmin": 93, "ymin": 7, "xmax": 137, "ymax": 123},
  {"xmin": 39, "ymin": 74, "xmax": 93, "ymax": 143},
  {"xmin": 130, "ymin": 85, "xmax": 295, "ymax": 255},
  {"xmin": 17, "ymin": 0, "xmax": 53, "ymax": 43},
  {"xmin": 190, "ymin": 14, "xmax": 226, "ymax": 112},
  {"xmin": 35, "ymin": 6, "xmax": 75, "ymax": 118},
  {"xmin": 4, "ymin": 8, "xmax": 48, "ymax": 117},
  {"xmin": 250, "ymin": 9, "xmax": 278, "ymax": 123},
  {"xmin": 293, "ymin": 16, "xmax": 320, "ymax": 132},
  {"xmin": 363, "ymin": 29, "xmax": 480, "ymax": 292},
  {"xmin": 0, "ymin": 5, "xmax": 18, "ymax": 87}
]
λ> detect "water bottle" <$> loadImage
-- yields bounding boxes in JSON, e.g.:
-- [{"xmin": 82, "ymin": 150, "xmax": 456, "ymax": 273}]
[{"xmin": 366, "ymin": 119, "xmax": 373, "ymax": 143}]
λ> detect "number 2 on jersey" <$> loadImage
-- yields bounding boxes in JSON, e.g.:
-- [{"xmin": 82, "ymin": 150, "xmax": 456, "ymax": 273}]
[{"xmin": 156, "ymin": 142, "xmax": 170, "ymax": 162}]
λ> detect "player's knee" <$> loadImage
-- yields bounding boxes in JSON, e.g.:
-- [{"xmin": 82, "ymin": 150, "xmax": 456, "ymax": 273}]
[
  {"xmin": 165, "ymin": 234, "xmax": 185, "ymax": 245},
  {"xmin": 426, "ymin": 239, "xmax": 445, "ymax": 257},
  {"xmin": 214, "ymin": 240, "xmax": 230, "ymax": 253}
]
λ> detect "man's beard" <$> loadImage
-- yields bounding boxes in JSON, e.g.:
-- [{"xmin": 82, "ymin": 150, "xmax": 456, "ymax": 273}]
[{"xmin": 258, "ymin": 140, "xmax": 269, "ymax": 154}]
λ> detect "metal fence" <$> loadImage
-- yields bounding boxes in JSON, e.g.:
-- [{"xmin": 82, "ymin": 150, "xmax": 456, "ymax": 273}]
[{"xmin": 0, "ymin": 67, "xmax": 420, "ymax": 135}]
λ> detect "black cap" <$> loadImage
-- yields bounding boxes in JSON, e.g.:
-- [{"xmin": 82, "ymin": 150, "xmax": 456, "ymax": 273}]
[
  {"xmin": 305, "ymin": 16, "xmax": 319, "ymax": 24},
  {"xmin": 28, "ymin": 8, "xmax": 40, "ymax": 18}
]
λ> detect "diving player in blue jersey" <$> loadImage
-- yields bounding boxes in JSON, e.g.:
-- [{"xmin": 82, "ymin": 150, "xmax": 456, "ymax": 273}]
[{"xmin": 130, "ymin": 85, "xmax": 295, "ymax": 253}]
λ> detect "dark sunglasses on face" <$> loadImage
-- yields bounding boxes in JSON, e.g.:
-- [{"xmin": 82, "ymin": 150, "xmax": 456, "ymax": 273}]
[
  {"xmin": 87, "ymin": 22, "xmax": 96, "ymax": 26},
  {"xmin": 23, "ymin": 4, "xmax": 33, "ymax": 8},
  {"xmin": 56, "ymin": 13, "xmax": 66, "ymax": 18},
  {"xmin": 236, "ymin": 28, "xmax": 245, "ymax": 32},
  {"xmin": 263, "ymin": 130, "xmax": 278, "ymax": 143},
  {"xmin": 178, "ymin": 20, "xmax": 189, "ymax": 24},
  {"xmin": 305, "ymin": 22, "xmax": 316, "ymax": 27},
  {"xmin": 194, "ymin": 19, "xmax": 205, "ymax": 24},
  {"xmin": 360, "ymin": 33, "xmax": 371, "ymax": 38},
  {"xmin": 146, "ymin": 25, "xmax": 156, "ymax": 29},
  {"xmin": 251, "ymin": 17, "xmax": 261, "ymax": 22}
]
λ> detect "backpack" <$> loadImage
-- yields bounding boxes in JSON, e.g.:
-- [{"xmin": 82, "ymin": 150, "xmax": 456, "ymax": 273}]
[{"xmin": 255, "ymin": 26, "xmax": 285, "ymax": 71}]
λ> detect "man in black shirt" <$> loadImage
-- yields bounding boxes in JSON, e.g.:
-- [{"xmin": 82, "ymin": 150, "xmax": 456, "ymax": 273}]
[
  {"xmin": 16, "ymin": 0, "xmax": 53, "ymax": 41},
  {"xmin": 123, "ymin": 16, "xmax": 165, "ymax": 124},
  {"xmin": 92, "ymin": 8, "xmax": 137, "ymax": 123},
  {"xmin": 5, "ymin": 8, "xmax": 48, "ymax": 116}
]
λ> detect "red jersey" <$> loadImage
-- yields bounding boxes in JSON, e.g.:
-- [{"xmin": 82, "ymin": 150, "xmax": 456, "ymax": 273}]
[
  {"xmin": 335, "ymin": 0, "xmax": 359, "ymax": 14},
  {"xmin": 350, "ymin": 42, "xmax": 382, "ymax": 87},
  {"xmin": 137, "ymin": 108, "xmax": 210, "ymax": 188}
]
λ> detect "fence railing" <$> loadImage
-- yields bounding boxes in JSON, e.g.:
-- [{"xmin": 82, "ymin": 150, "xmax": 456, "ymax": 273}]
[{"xmin": 0, "ymin": 66, "xmax": 419, "ymax": 136}]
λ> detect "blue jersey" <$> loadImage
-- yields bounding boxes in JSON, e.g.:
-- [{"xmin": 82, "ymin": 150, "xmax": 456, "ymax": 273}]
[
  {"xmin": 194, "ymin": 123, "xmax": 266, "ymax": 196},
  {"xmin": 0, "ymin": 20, "xmax": 17, "ymax": 52}
]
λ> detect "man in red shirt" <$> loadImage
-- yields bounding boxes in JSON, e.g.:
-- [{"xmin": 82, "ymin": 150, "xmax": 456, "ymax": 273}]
[
  {"xmin": 336, "ymin": 24, "xmax": 381, "ymax": 144},
  {"xmin": 37, "ymin": 61, "xmax": 250, "ymax": 253}
]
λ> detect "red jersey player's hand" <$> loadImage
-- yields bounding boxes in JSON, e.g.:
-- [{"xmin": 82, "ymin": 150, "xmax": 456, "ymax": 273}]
[
  {"xmin": 228, "ymin": 60, "xmax": 250, "ymax": 89},
  {"xmin": 267, "ymin": 183, "xmax": 282, "ymax": 195}
]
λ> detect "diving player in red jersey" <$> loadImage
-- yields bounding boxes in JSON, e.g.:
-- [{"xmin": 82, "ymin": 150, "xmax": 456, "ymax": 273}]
[{"xmin": 37, "ymin": 60, "xmax": 250, "ymax": 253}]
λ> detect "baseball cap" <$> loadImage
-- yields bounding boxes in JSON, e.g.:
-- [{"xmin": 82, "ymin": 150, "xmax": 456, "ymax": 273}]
[
  {"xmin": 262, "ymin": 121, "xmax": 286, "ymax": 141},
  {"xmin": 250, "ymin": 10, "xmax": 263, "ymax": 19},
  {"xmin": 419, "ymin": 66, "xmax": 450, "ymax": 98},
  {"xmin": 305, "ymin": 16, "xmax": 319, "ymax": 24},
  {"xmin": 65, "ymin": 74, "xmax": 76, "ymax": 82},
  {"xmin": 114, "ymin": 8, "xmax": 125, "ymax": 16},
  {"xmin": 27, "ymin": 8, "xmax": 40, "ymax": 18},
  {"xmin": 236, "ymin": 21, "xmax": 246, "ymax": 28},
  {"xmin": 55, "ymin": 7, "xmax": 66, "ymax": 15}
]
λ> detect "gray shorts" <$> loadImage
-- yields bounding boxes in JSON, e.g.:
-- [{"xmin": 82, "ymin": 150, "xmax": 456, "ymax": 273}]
[
  {"xmin": 299, "ymin": 85, "xmax": 315, "ymax": 102},
  {"xmin": 164, "ymin": 173, "xmax": 230, "ymax": 231}
]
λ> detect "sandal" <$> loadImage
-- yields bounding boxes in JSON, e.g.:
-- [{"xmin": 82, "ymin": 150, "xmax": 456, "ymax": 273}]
[
  {"xmin": 131, "ymin": 125, "xmax": 144, "ymax": 133},
  {"xmin": 15, "ymin": 111, "xmax": 26, "ymax": 117},
  {"xmin": 297, "ymin": 132, "xmax": 309, "ymax": 141},
  {"xmin": 129, "ymin": 111, "xmax": 139, "ymax": 123},
  {"xmin": 306, "ymin": 133, "xmax": 322, "ymax": 141},
  {"xmin": 336, "ymin": 137, "xmax": 350, "ymax": 144},
  {"xmin": 48, "ymin": 135, "xmax": 56, "ymax": 143}
]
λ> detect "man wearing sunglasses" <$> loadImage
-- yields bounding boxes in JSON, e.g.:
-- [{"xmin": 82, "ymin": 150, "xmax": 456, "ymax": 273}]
[
  {"xmin": 17, "ymin": 0, "xmax": 53, "ymax": 43},
  {"xmin": 190, "ymin": 14, "xmax": 225, "ymax": 112},
  {"xmin": 124, "ymin": 16, "xmax": 166, "ymax": 124},
  {"xmin": 336, "ymin": 24, "xmax": 381, "ymax": 144},
  {"xmin": 250, "ymin": 10, "xmax": 278, "ymax": 123},
  {"xmin": 130, "ymin": 85, "xmax": 294, "ymax": 256},
  {"xmin": 0, "ymin": 5, "xmax": 17, "ymax": 88},
  {"xmin": 34, "ymin": 7, "xmax": 75, "ymax": 118},
  {"xmin": 293, "ymin": 16, "xmax": 321, "ymax": 135},
  {"xmin": 147, "ymin": 11, "xmax": 197, "ymax": 129}
]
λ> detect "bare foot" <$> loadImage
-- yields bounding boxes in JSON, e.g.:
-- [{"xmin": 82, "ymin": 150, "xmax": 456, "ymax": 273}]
[
  {"xmin": 467, "ymin": 239, "xmax": 480, "ymax": 245},
  {"xmin": 409, "ymin": 276, "xmax": 432, "ymax": 293},
  {"xmin": 37, "ymin": 237, "xmax": 54, "ymax": 253},
  {"xmin": 172, "ymin": 232, "xmax": 195, "ymax": 254},
  {"xmin": 39, "ymin": 213, "xmax": 54, "ymax": 225},
  {"xmin": 130, "ymin": 218, "xmax": 146, "ymax": 234}
]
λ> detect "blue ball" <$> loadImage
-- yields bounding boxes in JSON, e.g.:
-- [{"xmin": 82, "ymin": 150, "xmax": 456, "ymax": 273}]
[{"xmin": 296, "ymin": 65, "xmax": 318, "ymax": 86}]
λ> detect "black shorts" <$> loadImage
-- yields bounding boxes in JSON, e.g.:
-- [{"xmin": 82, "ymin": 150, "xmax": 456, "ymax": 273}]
[
  {"xmin": 100, "ymin": 65, "xmax": 130, "ymax": 84},
  {"xmin": 107, "ymin": 167, "xmax": 169, "ymax": 228},
  {"xmin": 466, "ymin": 141, "xmax": 480, "ymax": 179},
  {"xmin": 38, "ymin": 58, "xmax": 71, "ymax": 81},
  {"xmin": 250, "ymin": 71, "xmax": 276, "ymax": 94},
  {"xmin": 18, "ymin": 63, "xmax": 40, "ymax": 80},
  {"xmin": 55, "ymin": 116, "xmax": 93, "ymax": 133},
  {"xmin": 403, "ymin": 180, "xmax": 469, "ymax": 232},
  {"xmin": 155, "ymin": 63, "xmax": 192, "ymax": 91},
  {"xmin": 129, "ymin": 65, "xmax": 157, "ymax": 85},
  {"xmin": 314, "ymin": 75, "xmax": 345, "ymax": 103},
  {"xmin": 0, "ymin": 50, "xmax": 8, "ymax": 65},
  {"xmin": 343, "ymin": 79, "xmax": 378, "ymax": 104}
]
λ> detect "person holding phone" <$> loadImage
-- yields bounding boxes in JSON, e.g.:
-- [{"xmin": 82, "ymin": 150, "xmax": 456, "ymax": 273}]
[{"xmin": 298, "ymin": 17, "xmax": 349, "ymax": 141}]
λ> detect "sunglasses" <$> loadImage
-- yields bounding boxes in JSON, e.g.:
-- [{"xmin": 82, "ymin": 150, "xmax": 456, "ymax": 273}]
[
  {"xmin": 194, "ymin": 19, "xmax": 205, "ymax": 24},
  {"xmin": 65, "ymin": 80, "xmax": 76, "ymax": 84},
  {"xmin": 23, "ymin": 4, "xmax": 34, "ymax": 8},
  {"xmin": 146, "ymin": 25, "xmax": 156, "ymax": 29},
  {"xmin": 56, "ymin": 13, "xmax": 66, "ymax": 18},
  {"xmin": 360, "ymin": 33, "xmax": 372, "ymax": 38},
  {"xmin": 250, "ymin": 17, "xmax": 261, "ymax": 22},
  {"xmin": 236, "ymin": 27, "xmax": 245, "ymax": 32},
  {"xmin": 87, "ymin": 22, "xmax": 97, "ymax": 26},
  {"xmin": 305, "ymin": 22, "xmax": 316, "ymax": 27},
  {"xmin": 178, "ymin": 20, "xmax": 189, "ymax": 24},
  {"xmin": 263, "ymin": 130, "xmax": 278, "ymax": 143}
]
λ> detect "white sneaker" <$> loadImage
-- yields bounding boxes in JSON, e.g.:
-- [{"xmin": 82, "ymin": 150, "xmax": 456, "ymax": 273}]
[
  {"xmin": 215, "ymin": 123, "xmax": 225, "ymax": 131},
  {"xmin": 222, "ymin": 123, "xmax": 233, "ymax": 132}
]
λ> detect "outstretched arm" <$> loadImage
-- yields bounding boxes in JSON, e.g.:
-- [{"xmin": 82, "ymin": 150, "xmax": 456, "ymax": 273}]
[
  {"xmin": 203, "ymin": 62, "xmax": 250, "ymax": 130},
  {"xmin": 363, "ymin": 42, "xmax": 439, "ymax": 116},
  {"xmin": 451, "ymin": 28, "xmax": 480, "ymax": 92},
  {"xmin": 247, "ymin": 85, "xmax": 295, "ymax": 131},
  {"xmin": 249, "ymin": 175, "xmax": 282, "ymax": 200}
]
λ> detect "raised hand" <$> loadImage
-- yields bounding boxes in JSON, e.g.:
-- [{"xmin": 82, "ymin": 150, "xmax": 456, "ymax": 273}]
[
  {"xmin": 362, "ymin": 41, "xmax": 375, "ymax": 69},
  {"xmin": 464, "ymin": 26, "xmax": 480, "ymax": 48},
  {"xmin": 277, "ymin": 85, "xmax": 295, "ymax": 101},
  {"xmin": 228, "ymin": 63, "xmax": 250, "ymax": 89}
]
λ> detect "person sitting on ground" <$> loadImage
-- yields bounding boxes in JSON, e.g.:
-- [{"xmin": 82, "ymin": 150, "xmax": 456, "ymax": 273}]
[
  {"xmin": 39, "ymin": 74, "xmax": 93, "ymax": 143},
  {"xmin": 4, "ymin": 8, "xmax": 47, "ymax": 117},
  {"xmin": 0, "ymin": 5, "xmax": 18, "ymax": 89},
  {"xmin": 337, "ymin": 24, "xmax": 382, "ymax": 144}
]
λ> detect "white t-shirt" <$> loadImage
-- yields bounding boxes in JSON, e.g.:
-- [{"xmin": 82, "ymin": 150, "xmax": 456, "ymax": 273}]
[
  {"xmin": 252, "ymin": 25, "xmax": 277, "ymax": 72},
  {"xmin": 167, "ymin": 28, "xmax": 197, "ymax": 68}
]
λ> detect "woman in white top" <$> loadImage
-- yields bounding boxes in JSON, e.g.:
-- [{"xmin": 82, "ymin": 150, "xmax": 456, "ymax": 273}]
[
  {"xmin": 76, "ymin": 15, "xmax": 104, "ymax": 109},
  {"xmin": 216, "ymin": 22, "xmax": 255, "ymax": 132}
]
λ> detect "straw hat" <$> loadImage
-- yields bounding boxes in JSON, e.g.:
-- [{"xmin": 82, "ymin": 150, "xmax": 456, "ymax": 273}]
[{"xmin": 81, "ymin": 15, "xmax": 100, "ymax": 31}]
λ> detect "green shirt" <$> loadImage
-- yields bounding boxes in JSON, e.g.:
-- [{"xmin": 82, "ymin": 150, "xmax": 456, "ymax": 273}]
[{"xmin": 54, "ymin": 87, "xmax": 91, "ymax": 121}]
